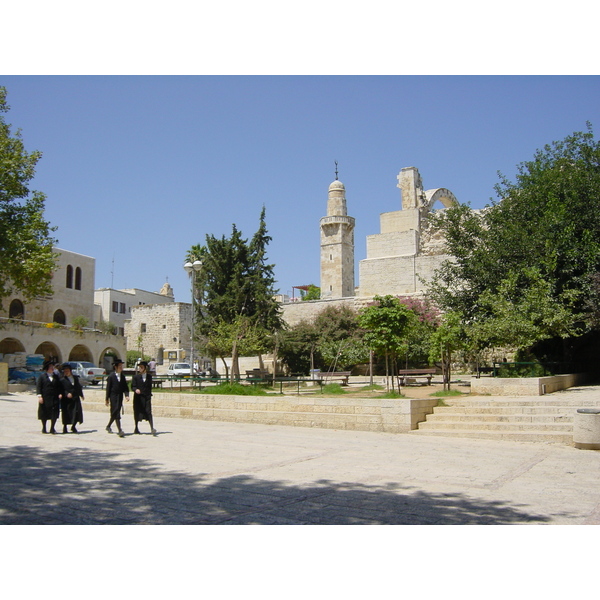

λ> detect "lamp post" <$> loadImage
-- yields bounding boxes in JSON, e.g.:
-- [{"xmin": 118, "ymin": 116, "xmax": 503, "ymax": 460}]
[{"xmin": 184, "ymin": 260, "xmax": 203, "ymax": 379}]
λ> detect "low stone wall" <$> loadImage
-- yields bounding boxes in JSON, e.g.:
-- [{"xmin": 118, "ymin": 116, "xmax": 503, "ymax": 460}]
[
  {"xmin": 0, "ymin": 362, "xmax": 7, "ymax": 394},
  {"xmin": 82, "ymin": 389, "xmax": 438, "ymax": 434},
  {"xmin": 471, "ymin": 373, "xmax": 589, "ymax": 396}
]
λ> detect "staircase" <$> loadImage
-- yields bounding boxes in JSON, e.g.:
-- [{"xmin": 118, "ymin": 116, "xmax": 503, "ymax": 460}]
[{"xmin": 412, "ymin": 393, "xmax": 600, "ymax": 443}]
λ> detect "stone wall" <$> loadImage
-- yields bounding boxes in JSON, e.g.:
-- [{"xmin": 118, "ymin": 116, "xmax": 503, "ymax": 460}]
[
  {"xmin": 0, "ymin": 362, "xmax": 7, "ymax": 394},
  {"xmin": 471, "ymin": 373, "xmax": 589, "ymax": 396},
  {"xmin": 125, "ymin": 302, "xmax": 193, "ymax": 366},
  {"xmin": 83, "ymin": 388, "xmax": 438, "ymax": 434}
]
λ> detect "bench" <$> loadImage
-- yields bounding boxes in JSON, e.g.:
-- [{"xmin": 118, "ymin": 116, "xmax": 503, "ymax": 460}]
[
  {"xmin": 398, "ymin": 369, "xmax": 438, "ymax": 386},
  {"xmin": 245, "ymin": 369, "xmax": 270, "ymax": 381},
  {"xmin": 316, "ymin": 371, "xmax": 352, "ymax": 386}
]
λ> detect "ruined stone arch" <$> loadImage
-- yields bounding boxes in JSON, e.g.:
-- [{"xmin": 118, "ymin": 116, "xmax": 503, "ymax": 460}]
[
  {"xmin": 99, "ymin": 347, "xmax": 120, "ymax": 370},
  {"xmin": 423, "ymin": 188, "xmax": 458, "ymax": 212},
  {"xmin": 9, "ymin": 299, "xmax": 25, "ymax": 320}
]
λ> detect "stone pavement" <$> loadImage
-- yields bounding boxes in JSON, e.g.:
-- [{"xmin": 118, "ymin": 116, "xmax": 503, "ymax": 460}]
[{"xmin": 1, "ymin": 389, "xmax": 600, "ymax": 525}]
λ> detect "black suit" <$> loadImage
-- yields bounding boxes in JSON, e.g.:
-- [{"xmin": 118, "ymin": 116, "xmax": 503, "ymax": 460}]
[
  {"xmin": 36, "ymin": 372, "xmax": 62, "ymax": 421},
  {"xmin": 105, "ymin": 371, "xmax": 130, "ymax": 421},
  {"xmin": 60, "ymin": 374, "xmax": 84, "ymax": 426},
  {"xmin": 132, "ymin": 372, "xmax": 153, "ymax": 423}
]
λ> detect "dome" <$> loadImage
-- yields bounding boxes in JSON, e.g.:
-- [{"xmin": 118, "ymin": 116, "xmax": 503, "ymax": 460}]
[{"xmin": 329, "ymin": 180, "xmax": 345, "ymax": 191}]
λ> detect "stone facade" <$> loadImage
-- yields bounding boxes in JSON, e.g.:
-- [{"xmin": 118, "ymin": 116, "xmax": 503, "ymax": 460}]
[
  {"xmin": 124, "ymin": 302, "xmax": 210, "ymax": 370},
  {"xmin": 357, "ymin": 167, "xmax": 458, "ymax": 297},
  {"xmin": 0, "ymin": 248, "xmax": 125, "ymax": 368},
  {"xmin": 94, "ymin": 283, "xmax": 174, "ymax": 336},
  {"xmin": 2, "ymin": 248, "xmax": 95, "ymax": 327}
]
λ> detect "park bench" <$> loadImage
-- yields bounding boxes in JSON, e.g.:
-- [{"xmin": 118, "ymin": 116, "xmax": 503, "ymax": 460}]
[
  {"xmin": 245, "ymin": 369, "xmax": 270, "ymax": 381},
  {"xmin": 316, "ymin": 371, "xmax": 352, "ymax": 386},
  {"xmin": 398, "ymin": 368, "xmax": 438, "ymax": 386}
]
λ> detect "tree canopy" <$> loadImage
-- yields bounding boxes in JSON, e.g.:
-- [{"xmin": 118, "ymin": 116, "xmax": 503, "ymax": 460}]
[
  {"xmin": 186, "ymin": 208, "xmax": 283, "ymax": 378},
  {"xmin": 428, "ymin": 124, "xmax": 600, "ymax": 363},
  {"xmin": 0, "ymin": 86, "xmax": 57, "ymax": 308}
]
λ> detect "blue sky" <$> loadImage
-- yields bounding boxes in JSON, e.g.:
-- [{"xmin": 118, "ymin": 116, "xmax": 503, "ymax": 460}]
[{"xmin": 3, "ymin": 75, "xmax": 600, "ymax": 302}]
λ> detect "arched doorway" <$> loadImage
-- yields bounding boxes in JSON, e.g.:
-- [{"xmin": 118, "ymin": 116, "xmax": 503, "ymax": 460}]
[
  {"xmin": 68, "ymin": 344, "xmax": 93, "ymax": 362},
  {"xmin": 99, "ymin": 347, "xmax": 121, "ymax": 371},
  {"xmin": 53, "ymin": 309, "xmax": 66, "ymax": 325},
  {"xmin": 0, "ymin": 337, "xmax": 26, "ymax": 355},
  {"xmin": 9, "ymin": 299, "xmax": 24, "ymax": 320},
  {"xmin": 34, "ymin": 341, "xmax": 62, "ymax": 363}
]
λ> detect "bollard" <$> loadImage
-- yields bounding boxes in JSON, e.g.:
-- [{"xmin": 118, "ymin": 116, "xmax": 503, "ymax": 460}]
[{"xmin": 573, "ymin": 408, "xmax": 600, "ymax": 450}]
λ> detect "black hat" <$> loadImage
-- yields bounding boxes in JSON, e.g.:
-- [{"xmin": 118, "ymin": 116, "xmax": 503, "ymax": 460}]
[
  {"xmin": 113, "ymin": 359, "xmax": 124, "ymax": 366},
  {"xmin": 138, "ymin": 361, "xmax": 149, "ymax": 368},
  {"xmin": 43, "ymin": 359, "xmax": 55, "ymax": 371},
  {"xmin": 61, "ymin": 363, "xmax": 72, "ymax": 371}
]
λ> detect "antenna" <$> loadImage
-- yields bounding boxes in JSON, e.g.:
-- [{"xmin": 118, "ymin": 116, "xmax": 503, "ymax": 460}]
[
  {"xmin": 334, "ymin": 160, "xmax": 339, "ymax": 180},
  {"xmin": 110, "ymin": 256, "xmax": 115, "ymax": 288}
]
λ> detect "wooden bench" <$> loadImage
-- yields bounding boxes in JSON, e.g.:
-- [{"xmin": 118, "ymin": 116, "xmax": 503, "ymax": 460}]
[
  {"xmin": 316, "ymin": 371, "xmax": 352, "ymax": 386},
  {"xmin": 245, "ymin": 369, "xmax": 270, "ymax": 381},
  {"xmin": 398, "ymin": 369, "xmax": 438, "ymax": 385}
]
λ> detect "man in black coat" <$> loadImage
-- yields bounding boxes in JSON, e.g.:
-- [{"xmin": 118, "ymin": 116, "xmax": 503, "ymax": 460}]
[
  {"xmin": 132, "ymin": 361, "xmax": 157, "ymax": 436},
  {"xmin": 59, "ymin": 363, "xmax": 84, "ymax": 433},
  {"xmin": 36, "ymin": 360, "xmax": 62, "ymax": 434},
  {"xmin": 105, "ymin": 359, "xmax": 130, "ymax": 438}
]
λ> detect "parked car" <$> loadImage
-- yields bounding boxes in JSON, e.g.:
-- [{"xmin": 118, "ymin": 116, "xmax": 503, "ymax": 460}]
[
  {"xmin": 167, "ymin": 363, "xmax": 197, "ymax": 377},
  {"xmin": 64, "ymin": 361, "xmax": 106, "ymax": 385}
]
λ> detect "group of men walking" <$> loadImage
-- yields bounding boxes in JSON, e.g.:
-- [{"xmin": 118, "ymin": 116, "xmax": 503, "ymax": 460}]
[{"xmin": 36, "ymin": 358, "xmax": 157, "ymax": 437}]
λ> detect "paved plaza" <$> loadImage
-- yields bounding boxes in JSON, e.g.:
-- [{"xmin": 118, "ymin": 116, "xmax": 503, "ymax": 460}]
[{"xmin": 1, "ymin": 388, "xmax": 600, "ymax": 525}]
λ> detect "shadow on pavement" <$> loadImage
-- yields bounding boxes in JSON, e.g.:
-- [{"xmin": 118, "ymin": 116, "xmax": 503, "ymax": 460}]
[{"xmin": 0, "ymin": 445, "xmax": 551, "ymax": 525}]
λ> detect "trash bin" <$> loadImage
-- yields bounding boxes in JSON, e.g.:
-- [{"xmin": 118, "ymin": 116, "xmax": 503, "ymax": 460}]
[
  {"xmin": 310, "ymin": 369, "xmax": 321, "ymax": 381},
  {"xmin": 573, "ymin": 408, "xmax": 600, "ymax": 450}
]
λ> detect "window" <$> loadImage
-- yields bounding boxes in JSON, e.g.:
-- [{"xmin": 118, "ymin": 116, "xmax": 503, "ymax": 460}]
[
  {"xmin": 66, "ymin": 265, "xmax": 73, "ymax": 289},
  {"xmin": 53, "ymin": 309, "xmax": 66, "ymax": 325},
  {"xmin": 141, "ymin": 323, "xmax": 147, "ymax": 333},
  {"xmin": 9, "ymin": 299, "xmax": 24, "ymax": 319},
  {"xmin": 119, "ymin": 302, "xmax": 126, "ymax": 314},
  {"xmin": 112, "ymin": 301, "xmax": 119, "ymax": 313},
  {"xmin": 75, "ymin": 267, "xmax": 82, "ymax": 290},
  {"xmin": 118, "ymin": 327, "xmax": 125, "ymax": 336}
]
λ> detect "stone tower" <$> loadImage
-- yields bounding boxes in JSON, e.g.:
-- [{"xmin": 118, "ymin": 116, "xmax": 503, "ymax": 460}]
[{"xmin": 320, "ymin": 177, "xmax": 355, "ymax": 298}]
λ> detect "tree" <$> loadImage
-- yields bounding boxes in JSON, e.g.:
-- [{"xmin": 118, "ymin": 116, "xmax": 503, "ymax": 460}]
[
  {"xmin": 428, "ymin": 124, "xmax": 600, "ymax": 364},
  {"xmin": 187, "ymin": 208, "xmax": 283, "ymax": 381},
  {"xmin": 301, "ymin": 284, "xmax": 320, "ymax": 301},
  {"xmin": 357, "ymin": 295, "xmax": 416, "ymax": 391},
  {"xmin": 0, "ymin": 86, "xmax": 57, "ymax": 309}
]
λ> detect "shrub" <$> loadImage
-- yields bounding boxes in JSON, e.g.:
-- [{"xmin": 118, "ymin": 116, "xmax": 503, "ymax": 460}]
[{"xmin": 200, "ymin": 383, "xmax": 268, "ymax": 396}]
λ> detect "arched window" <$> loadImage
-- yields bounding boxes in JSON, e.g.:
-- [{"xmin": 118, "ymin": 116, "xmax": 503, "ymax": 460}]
[
  {"xmin": 9, "ymin": 299, "xmax": 24, "ymax": 319},
  {"xmin": 75, "ymin": 267, "xmax": 82, "ymax": 290},
  {"xmin": 66, "ymin": 265, "xmax": 73, "ymax": 289},
  {"xmin": 53, "ymin": 309, "xmax": 66, "ymax": 325}
]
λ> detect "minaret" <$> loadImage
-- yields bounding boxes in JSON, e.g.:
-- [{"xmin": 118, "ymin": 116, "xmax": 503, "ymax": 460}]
[{"xmin": 320, "ymin": 166, "xmax": 355, "ymax": 298}]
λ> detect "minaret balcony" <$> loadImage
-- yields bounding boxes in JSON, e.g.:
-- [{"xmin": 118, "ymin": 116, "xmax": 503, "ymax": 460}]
[{"xmin": 320, "ymin": 215, "xmax": 355, "ymax": 227}]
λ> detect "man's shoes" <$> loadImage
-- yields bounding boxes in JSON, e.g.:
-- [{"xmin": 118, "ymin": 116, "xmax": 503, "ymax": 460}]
[
  {"xmin": 151, "ymin": 428, "xmax": 158, "ymax": 437},
  {"xmin": 118, "ymin": 430, "xmax": 125, "ymax": 438},
  {"xmin": 133, "ymin": 429, "xmax": 140, "ymax": 434},
  {"xmin": 106, "ymin": 426, "xmax": 112, "ymax": 433},
  {"xmin": 50, "ymin": 429, "xmax": 57, "ymax": 435},
  {"xmin": 71, "ymin": 426, "xmax": 78, "ymax": 433},
  {"xmin": 63, "ymin": 426, "xmax": 68, "ymax": 434}
]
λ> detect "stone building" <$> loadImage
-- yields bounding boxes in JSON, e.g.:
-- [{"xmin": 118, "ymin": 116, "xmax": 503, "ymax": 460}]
[
  {"xmin": 124, "ymin": 302, "xmax": 210, "ymax": 372},
  {"xmin": 94, "ymin": 281, "xmax": 174, "ymax": 336},
  {"xmin": 357, "ymin": 166, "xmax": 458, "ymax": 297},
  {"xmin": 0, "ymin": 248, "xmax": 125, "ymax": 367},
  {"xmin": 281, "ymin": 166, "xmax": 459, "ymax": 327}
]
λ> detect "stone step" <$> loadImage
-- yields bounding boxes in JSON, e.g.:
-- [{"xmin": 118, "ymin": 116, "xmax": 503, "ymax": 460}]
[
  {"xmin": 418, "ymin": 420, "xmax": 572, "ymax": 432},
  {"xmin": 409, "ymin": 429, "xmax": 573, "ymax": 444},
  {"xmin": 442, "ymin": 399, "xmax": 600, "ymax": 408},
  {"xmin": 433, "ymin": 406, "xmax": 581, "ymax": 415},
  {"xmin": 425, "ymin": 413, "xmax": 573, "ymax": 424}
]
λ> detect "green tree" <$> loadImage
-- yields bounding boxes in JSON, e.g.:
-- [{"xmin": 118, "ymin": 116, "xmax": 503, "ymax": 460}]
[
  {"xmin": 188, "ymin": 208, "xmax": 283, "ymax": 382},
  {"xmin": 0, "ymin": 86, "xmax": 57, "ymax": 309},
  {"xmin": 357, "ymin": 295, "xmax": 416, "ymax": 391},
  {"xmin": 301, "ymin": 284, "xmax": 320, "ymax": 301},
  {"xmin": 429, "ymin": 124, "xmax": 600, "ymax": 364}
]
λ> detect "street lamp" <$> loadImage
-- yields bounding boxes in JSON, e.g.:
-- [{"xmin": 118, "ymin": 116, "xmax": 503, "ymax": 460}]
[{"xmin": 184, "ymin": 260, "xmax": 203, "ymax": 379}]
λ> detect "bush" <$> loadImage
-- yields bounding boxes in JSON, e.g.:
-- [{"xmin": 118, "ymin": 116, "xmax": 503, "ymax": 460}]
[
  {"xmin": 200, "ymin": 383, "xmax": 268, "ymax": 396},
  {"xmin": 321, "ymin": 383, "xmax": 347, "ymax": 395}
]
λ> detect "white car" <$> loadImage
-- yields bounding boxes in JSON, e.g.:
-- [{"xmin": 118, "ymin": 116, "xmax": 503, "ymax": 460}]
[
  {"xmin": 167, "ymin": 363, "xmax": 197, "ymax": 377},
  {"xmin": 65, "ymin": 361, "xmax": 106, "ymax": 385}
]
